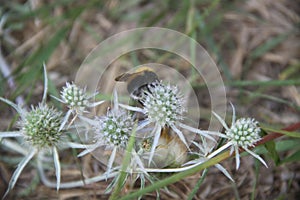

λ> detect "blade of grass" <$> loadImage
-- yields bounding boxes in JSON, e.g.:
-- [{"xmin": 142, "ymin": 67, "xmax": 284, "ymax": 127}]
[
  {"xmin": 241, "ymin": 90, "xmax": 300, "ymax": 111},
  {"xmin": 193, "ymin": 79, "xmax": 300, "ymax": 89},
  {"xmin": 261, "ymin": 126, "xmax": 300, "ymax": 138},
  {"xmin": 187, "ymin": 168, "xmax": 208, "ymax": 200},
  {"xmin": 231, "ymin": 180, "xmax": 241, "ymax": 200},
  {"xmin": 279, "ymin": 62, "xmax": 300, "ymax": 80},
  {"xmin": 192, "ymin": 0, "xmax": 232, "ymax": 80},
  {"xmin": 6, "ymin": 0, "xmax": 96, "ymax": 23},
  {"xmin": 249, "ymin": 33, "xmax": 290, "ymax": 60},
  {"xmin": 264, "ymin": 140, "xmax": 280, "ymax": 165},
  {"xmin": 254, "ymin": 139, "xmax": 300, "ymax": 155},
  {"xmin": 12, "ymin": 25, "xmax": 70, "ymax": 98},
  {"xmin": 280, "ymin": 150, "xmax": 300, "ymax": 164},
  {"xmin": 18, "ymin": 171, "xmax": 39, "ymax": 197},
  {"xmin": 244, "ymin": 32, "xmax": 290, "ymax": 72},
  {"xmin": 24, "ymin": 25, "xmax": 70, "ymax": 66},
  {"xmin": 119, "ymin": 150, "xmax": 231, "ymax": 200},
  {"xmin": 227, "ymin": 79, "xmax": 300, "ymax": 87},
  {"xmin": 251, "ymin": 160, "xmax": 260, "ymax": 200},
  {"xmin": 109, "ymin": 123, "xmax": 137, "ymax": 200}
]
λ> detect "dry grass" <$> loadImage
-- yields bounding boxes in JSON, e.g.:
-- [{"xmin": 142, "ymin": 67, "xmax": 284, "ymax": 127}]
[{"xmin": 0, "ymin": 0, "xmax": 299, "ymax": 199}]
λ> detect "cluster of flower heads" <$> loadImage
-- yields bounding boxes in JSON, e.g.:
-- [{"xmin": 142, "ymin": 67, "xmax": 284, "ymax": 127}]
[
  {"xmin": 0, "ymin": 66, "xmax": 268, "ymax": 199},
  {"xmin": 0, "ymin": 66, "xmax": 106, "ymax": 198}
]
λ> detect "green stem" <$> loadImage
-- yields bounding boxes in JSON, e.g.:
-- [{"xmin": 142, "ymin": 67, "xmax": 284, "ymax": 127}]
[
  {"xmin": 120, "ymin": 121, "xmax": 300, "ymax": 200},
  {"xmin": 109, "ymin": 125, "xmax": 137, "ymax": 200},
  {"xmin": 120, "ymin": 150, "xmax": 231, "ymax": 200}
]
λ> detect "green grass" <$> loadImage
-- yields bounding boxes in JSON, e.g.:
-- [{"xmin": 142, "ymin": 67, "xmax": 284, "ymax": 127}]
[{"xmin": 0, "ymin": 0, "xmax": 299, "ymax": 199}]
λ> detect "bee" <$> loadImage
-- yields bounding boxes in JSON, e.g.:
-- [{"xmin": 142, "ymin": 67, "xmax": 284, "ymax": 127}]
[
  {"xmin": 115, "ymin": 66, "xmax": 158, "ymax": 100},
  {"xmin": 115, "ymin": 66, "xmax": 187, "ymax": 167}
]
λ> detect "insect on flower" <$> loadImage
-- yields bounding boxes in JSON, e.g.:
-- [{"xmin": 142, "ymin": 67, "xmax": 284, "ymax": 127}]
[
  {"xmin": 116, "ymin": 67, "xmax": 186, "ymax": 167},
  {"xmin": 115, "ymin": 66, "xmax": 159, "ymax": 101},
  {"xmin": 116, "ymin": 66, "xmax": 218, "ymax": 166}
]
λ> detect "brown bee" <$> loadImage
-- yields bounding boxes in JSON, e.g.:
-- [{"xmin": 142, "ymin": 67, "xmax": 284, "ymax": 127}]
[
  {"xmin": 115, "ymin": 66, "xmax": 187, "ymax": 167},
  {"xmin": 115, "ymin": 66, "xmax": 158, "ymax": 100}
]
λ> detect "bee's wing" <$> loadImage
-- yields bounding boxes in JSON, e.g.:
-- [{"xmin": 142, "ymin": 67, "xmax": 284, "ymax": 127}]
[
  {"xmin": 115, "ymin": 72, "xmax": 134, "ymax": 81},
  {"xmin": 115, "ymin": 66, "xmax": 155, "ymax": 82},
  {"xmin": 115, "ymin": 72, "xmax": 139, "ymax": 82}
]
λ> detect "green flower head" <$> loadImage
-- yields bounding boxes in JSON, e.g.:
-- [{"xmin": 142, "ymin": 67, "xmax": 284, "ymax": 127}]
[
  {"xmin": 21, "ymin": 103, "xmax": 63, "ymax": 148},
  {"xmin": 226, "ymin": 118, "xmax": 261, "ymax": 148}
]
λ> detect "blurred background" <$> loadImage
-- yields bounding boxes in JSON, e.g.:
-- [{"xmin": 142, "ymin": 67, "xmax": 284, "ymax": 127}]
[{"xmin": 0, "ymin": 0, "xmax": 299, "ymax": 199}]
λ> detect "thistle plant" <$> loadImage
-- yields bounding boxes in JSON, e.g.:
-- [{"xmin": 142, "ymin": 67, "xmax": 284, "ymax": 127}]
[
  {"xmin": 1, "ymin": 65, "xmax": 297, "ymax": 200},
  {"xmin": 141, "ymin": 81, "xmax": 185, "ymax": 127},
  {"xmin": 22, "ymin": 103, "xmax": 63, "ymax": 148},
  {"xmin": 107, "ymin": 143, "xmax": 156, "ymax": 200},
  {"xmin": 77, "ymin": 89, "xmax": 140, "ymax": 174},
  {"xmin": 120, "ymin": 80, "xmax": 219, "ymax": 165},
  {"xmin": 212, "ymin": 104, "xmax": 268, "ymax": 169},
  {"xmin": 0, "ymin": 65, "xmax": 64, "ymax": 198},
  {"xmin": 52, "ymin": 82, "xmax": 104, "ymax": 130},
  {"xmin": 184, "ymin": 138, "xmax": 234, "ymax": 181},
  {"xmin": 132, "ymin": 135, "xmax": 229, "ymax": 177},
  {"xmin": 0, "ymin": 66, "xmax": 112, "ymax": 199}
]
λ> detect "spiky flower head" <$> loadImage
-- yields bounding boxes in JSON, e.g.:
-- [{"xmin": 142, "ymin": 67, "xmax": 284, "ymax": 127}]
[
  {"xmin": 226, "ymin": 118, "xmax": 261, "ymax": 148},
  {"xmin": 60, "ymin": 82, "xmax": 89, "ymax": 113},
  {"xmin": 21, "ymin": 103, "xmax": 63, "ymax": 149},
  {"xmin": 141, "ymin": 81, "xmax": 185, "ymax": 126},
  {"xmin": 94, "ymin": 108, "xmax": 134, "ymax": 148}
]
